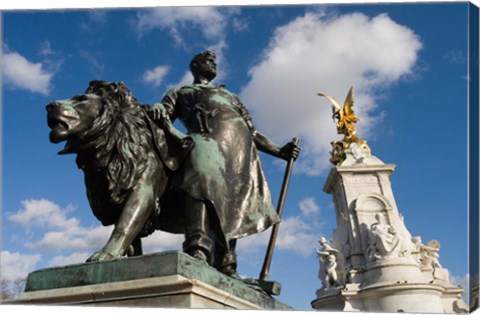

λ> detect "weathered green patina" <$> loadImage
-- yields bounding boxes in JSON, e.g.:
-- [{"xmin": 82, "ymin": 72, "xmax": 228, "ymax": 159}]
[
  {"xmin": 23, "ymin": 251, "xmax": 293, "ymax": 310},
  {"xmin": 46, "ymin": 81, "xmax": 194, "ymax": 262},
  {"xmin": 147, "ymin": 51, "xmax": 300, "ymax": 279}
]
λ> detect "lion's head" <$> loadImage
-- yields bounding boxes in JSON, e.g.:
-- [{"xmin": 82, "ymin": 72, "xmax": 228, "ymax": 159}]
[
  {"xmin": 47, "ymin": 80, "xmax": 142, "ymax": 149},
  {"xmin": 47, "ymin": 92, "xmax": 103, "ymax": 144},
  {"xmin": 46, "ymin": 80, "xmax": 153, "ymax": 212}
]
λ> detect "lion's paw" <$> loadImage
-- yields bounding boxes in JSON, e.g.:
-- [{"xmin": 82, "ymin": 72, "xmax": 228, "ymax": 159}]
[{"xmin": 86, "ymin": 251, "xmax": 120, "ymax": 262}]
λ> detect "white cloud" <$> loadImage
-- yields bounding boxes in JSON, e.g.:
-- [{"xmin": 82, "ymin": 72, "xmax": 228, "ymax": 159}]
[
  {"xmin": 26, "ymin": 224, "xmax": 112, "ymax": 252},
  {"xmin": 443, "ymin": 50, "xmax": 466, "ymax": 64},
  {"xmin": 7, "ymin": 198, "xmax": 182, "ymax": 265},
  {"xmin": 136, "ymin": 7, "xmax": 227, "ymax": 45},
  {"xmin": 166, "ymin": 70, "xmax": 194, "ymax": 91},
  {"xmin": 142, "ymin": 65, "xmax": 170, "ymax": 87},
  {"xmin": 37, "ymin": 225, "xmax": 184, "ymax": 259},
  {"xmin": 8, "ymin": 198, "xmax": 112, "ymax": 253},
  {"xmin": 207, "ymin": 39, "xmax": 228, "ymax": 81},
  {"xmin": 38, "ymin": 40, "xmax": 53, "ymax": 56},
  {"xmin": 79, "ymin": 10, "xmax": 108, "ymax": 31},
  {"xmin": 37, "ymin": 41, "xmax": 64, "ymax": 75},
  {"xmin": 48, "ymin": 252, "xmax": 91, "ymax": 267},
  {"xmin": 237, "ymin": 215, "xmax": 319, "ymax": 258},
  {"xmin": 136, "ymin": 7, "xmax": 231, "ymax": 89},
  {"xmin": 2, "ymin": 50, "xmax": 53, "ymax": 95},
  {"xmin": 8, "ymin": 199, "xmax": 78, "ymax": 230},
  {"xmin": 141, "ymin": 231, "xmax": 184, "ymax": 253},
  {"xmin": 8, "ymin": 198, "xmax": 183, "ymax": 257},
  {"xmin": 237, "ymin": 227, "xmax": 270, "ymax": 253},
  {"xmin": 0, "ymin": 251, "xmax": 41, "ymax": 282},
  {"xmin": 240, "ymin": 12, "xmax": 422, "ymax": 175},
  {"xmin": 299, "ymin": 197, "xmax": 321, "ymax": 216},
  {"xmin": 233, "ymin": 17, "xmax": 249, "ymax": 32},
  {"xmin": 275, "ymin": 216, "xmax": 319, "ymax": 257}
]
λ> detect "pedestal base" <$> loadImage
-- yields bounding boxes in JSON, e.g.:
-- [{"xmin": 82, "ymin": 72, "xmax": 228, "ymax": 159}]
[
  {"xmin": 15, "ymin": 251, "xmax": 292, "ymax": 310},
  {"xmin": 311, "ymin": 282, "xmax": 467, "ymax": 313},
  {"xmin": 318, "ymin": 156, "xmax": 468, "ymax": 313}
]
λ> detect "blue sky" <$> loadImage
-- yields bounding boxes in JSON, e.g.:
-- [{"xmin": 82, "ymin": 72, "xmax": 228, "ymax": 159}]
[{"xmin": 0, "ymin": 1, "xmax": 475, "ymax": 311}]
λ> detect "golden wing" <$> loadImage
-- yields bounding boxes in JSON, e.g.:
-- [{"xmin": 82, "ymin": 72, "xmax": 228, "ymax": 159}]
[
  {"xmin": 342, "ymin": 86, "xmax": 359, "ymax": 123},
  {"xmin": 317, "ymin": 92, "xmax": 343, "ymax": 120}
]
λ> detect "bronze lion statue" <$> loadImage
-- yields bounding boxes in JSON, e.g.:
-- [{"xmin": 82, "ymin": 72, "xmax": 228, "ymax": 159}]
[{"xmin": 46, "ymin": 80, "xmax": 193, "ymax": 262}]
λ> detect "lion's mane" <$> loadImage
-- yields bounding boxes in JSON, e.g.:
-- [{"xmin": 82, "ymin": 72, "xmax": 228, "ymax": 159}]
[{"xmin": 74, "ymin": 80, "xmax": 154, "ymax": 208}]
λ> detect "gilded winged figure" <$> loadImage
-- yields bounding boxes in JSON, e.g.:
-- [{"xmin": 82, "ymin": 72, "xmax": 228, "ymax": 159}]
[
  {"xmin": 318, "ymin": 86, "xmax": 359, "ymax": 141},
  {"xmin": 318, "ymin": 86, "xmax": 370, "ymax": 165}
]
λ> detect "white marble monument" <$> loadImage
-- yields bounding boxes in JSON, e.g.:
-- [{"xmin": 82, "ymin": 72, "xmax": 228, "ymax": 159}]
[{"xmin": 311, "ymin": 88, "xmax": 467, "ymax": 313}]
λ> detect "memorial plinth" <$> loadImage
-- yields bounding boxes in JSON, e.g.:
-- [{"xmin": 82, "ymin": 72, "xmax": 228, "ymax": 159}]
[
  {"xmin": 311, "ymin": 145, "xmax": 467, "ymax": 313},
  {"xmin": 17, "ymin": 251, "xmax": 293, "ymax": 310}
]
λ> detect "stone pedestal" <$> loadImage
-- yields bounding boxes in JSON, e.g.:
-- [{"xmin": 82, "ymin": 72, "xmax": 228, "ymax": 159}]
[
  {"xmin": 15, "ymin": 251, "xmax": 292, "ymax": 310},
  {"xmin": 311, "ymin": 146, "xmax": 467, "ymax": 313}
]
